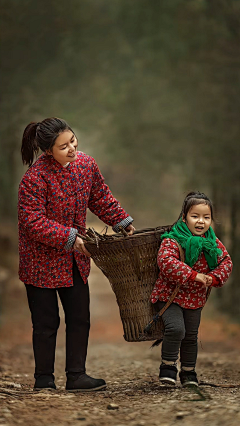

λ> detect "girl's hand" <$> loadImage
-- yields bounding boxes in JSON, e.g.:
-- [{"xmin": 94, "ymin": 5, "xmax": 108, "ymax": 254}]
[
  {"xmin": 73, "ymin": 236, "xmax": 91, "ymax": 257},
  {"xmin": 205, "ymin": 275, "xmax": 213, "ymax": 287},
  {"xmin": 195, "ymin": 273, "xmax": 212, "ymax": 288},
  {"xmin": 125, "ymin": 224, "xmax": 135, "ymax": 235},
  {"xmin": 195, "ymin": 273, "xmax": 209, "ymax": 285}
]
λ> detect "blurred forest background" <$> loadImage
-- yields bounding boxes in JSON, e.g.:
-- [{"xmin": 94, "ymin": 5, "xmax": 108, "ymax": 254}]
[{"xmin": 0, "ymin": 0, "xmax": 240, "ymax": 317}]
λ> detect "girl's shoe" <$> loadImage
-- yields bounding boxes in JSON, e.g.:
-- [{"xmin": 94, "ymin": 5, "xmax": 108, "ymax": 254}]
[
  {"xmin": 34, "ymin": 374, "xmax": 56, "ymax": 391},
  {"xmin": 66, "ymin": 373, "xmax": 107, "ymax": 392},
  {"xmin": 179, "ymin": 370, "xmax": 198, "ymax": 387},
  {"xmin": 159, "ymin": 364, "xmax": 177, "ymax": 385}
]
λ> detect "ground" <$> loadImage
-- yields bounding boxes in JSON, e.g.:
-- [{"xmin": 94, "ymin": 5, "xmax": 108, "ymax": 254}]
[{"xmin": 1, "ymin": 262, "xmax": 240, "ymax": 426}]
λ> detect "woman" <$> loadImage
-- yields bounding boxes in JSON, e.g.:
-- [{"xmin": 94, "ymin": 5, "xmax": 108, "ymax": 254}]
[{"xmin": 18, "ymin": 117, "xmax": 134, "ymax": 391}]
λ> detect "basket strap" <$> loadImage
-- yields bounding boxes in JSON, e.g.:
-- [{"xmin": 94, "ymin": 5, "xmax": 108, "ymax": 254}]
[
  {"xmin": 144, "ymin": 241, "xmax": 185, "ymax": 334},
  {"xmin": 152, "ymin": 241, "xmax": 185, "ymax": 318},
  {"xmin": 206, "ymin": 287, "xmax": 211, "ymax": 301}
]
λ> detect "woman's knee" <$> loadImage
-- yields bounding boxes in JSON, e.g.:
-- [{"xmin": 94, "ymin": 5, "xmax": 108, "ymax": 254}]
[
  {"xmin": 65, "ymin": 314, "xmax": 90, "ymax": 331},
  {"xmin": 33, "ymin": 315, "xmax": 60, "ymax": 333}
]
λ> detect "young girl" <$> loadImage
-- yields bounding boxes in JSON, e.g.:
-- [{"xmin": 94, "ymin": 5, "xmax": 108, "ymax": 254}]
[
  {"xmin": 151, "ymin": 191, "xmax": 233, "ymax": 387},
  {"xmin": 18, "ymin": 117, "xmax": 135, "ymax": 391}
]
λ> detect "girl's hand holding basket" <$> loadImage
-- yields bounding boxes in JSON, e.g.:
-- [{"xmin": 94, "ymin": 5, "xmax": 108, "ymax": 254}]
[{"xmin": 195, "ymin": 273, "xmax": 212, "ymax": 288}]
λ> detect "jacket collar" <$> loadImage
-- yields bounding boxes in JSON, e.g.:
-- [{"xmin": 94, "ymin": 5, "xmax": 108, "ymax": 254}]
[{"xmin": 41, "ymin": 153, "xmax": 74, "ymax": 172}]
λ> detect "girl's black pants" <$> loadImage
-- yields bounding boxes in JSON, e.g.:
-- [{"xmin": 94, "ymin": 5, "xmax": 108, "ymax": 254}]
[
  {"xmin": 25, "ymin": 259, "xmax": 90, "ymax": 378},
  {"xmin": 155, "ymin": 301, "xmax": 202, "ymax": 368}
]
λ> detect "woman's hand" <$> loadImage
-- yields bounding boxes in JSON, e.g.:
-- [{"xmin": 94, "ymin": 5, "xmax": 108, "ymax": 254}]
[
  {"xmin": 73, "ymin": 236, "xmax": 91, "ymax": 257},
  {"xmin": 125, "ymin": 224, "xmax": 135, "ymax": 235},
  {"xmin": 195, "ymin": 273, "xmax": 212, "ymax": 287}
]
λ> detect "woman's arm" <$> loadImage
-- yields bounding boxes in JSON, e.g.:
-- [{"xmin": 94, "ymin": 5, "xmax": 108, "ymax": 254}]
[{"xmin": 88, "ymin": 159, "xmax": 133, "ymax": 231}]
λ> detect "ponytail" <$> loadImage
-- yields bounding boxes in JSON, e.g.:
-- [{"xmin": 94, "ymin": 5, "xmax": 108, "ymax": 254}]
[
  {"xmin": 20, "ymin": 117, "xmax": 73, "ymax": 167},
  {"xmin": 21, "ymin": 122, "xmax": 40, "ymax": 166}
]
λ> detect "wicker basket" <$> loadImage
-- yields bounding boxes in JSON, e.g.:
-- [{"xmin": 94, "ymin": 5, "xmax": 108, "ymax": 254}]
[{"xmin": 84, "ymin": 226, "xmax": 170, "ymax": 342}]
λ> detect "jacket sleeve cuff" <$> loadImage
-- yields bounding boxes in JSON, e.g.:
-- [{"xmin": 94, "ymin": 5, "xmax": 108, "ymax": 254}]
[
  {"xmin": 188, "ymin": 271, "xmax": 198, "ymax": 282},
  {"xmin": 112, "ymin": 216, "xmax": 134, "ymax": 233},
  {"xmin": 64, "ymin": 228, "xmax": 78, "ymax": 250},
  {"xmin": 208, "ymin": 273, "xmax": 220, "ymax": 287}
]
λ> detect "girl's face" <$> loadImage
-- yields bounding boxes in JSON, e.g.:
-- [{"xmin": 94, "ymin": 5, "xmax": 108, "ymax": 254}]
[
  {"xmin": 183, "ymin": 203, "xmax": 212, "ymax": 236},
  {"xmin": 49, "ymin": 130, "xmax": 78, "ymax": 166}
]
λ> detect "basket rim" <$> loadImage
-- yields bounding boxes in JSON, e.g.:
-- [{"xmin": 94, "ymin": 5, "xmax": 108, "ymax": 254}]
[{"xmin": 84, "ymin": 225, "xmax": 171, "ymax": 246}]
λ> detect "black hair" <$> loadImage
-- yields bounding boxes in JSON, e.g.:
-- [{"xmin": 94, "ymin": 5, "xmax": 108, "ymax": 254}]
[
  {"xmin": 177, "ymin": 191, "xmax": 214, "ymax": 222},
  {"xmin": 21, "ymin": 117, "xmax": 74, "ymax": 166}
]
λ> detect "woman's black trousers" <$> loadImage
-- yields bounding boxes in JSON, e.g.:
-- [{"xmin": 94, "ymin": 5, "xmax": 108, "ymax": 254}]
[{"xmin": 25, "ymin": 259, "xmax": 90, "ymax": 378}]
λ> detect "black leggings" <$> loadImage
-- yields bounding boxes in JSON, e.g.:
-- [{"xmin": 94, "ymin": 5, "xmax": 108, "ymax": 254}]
[
  {"xmin": 25, "ymin": 259, "xmax": 90, "ymax": 378},
  {"xmin": 155, "ymin": 301, "xmax": 202, "ymax": 368}
]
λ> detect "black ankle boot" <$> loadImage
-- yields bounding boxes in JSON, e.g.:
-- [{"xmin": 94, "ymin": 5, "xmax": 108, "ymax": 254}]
[
  {"xmin": 179, "ymin": 370, "xmax": 198, "ymax": 387},
  {"xmin": 159, "ymin": 364, "xmax": 178, "ymax": 385},
  {"xmin": 34, "ymin": 374, "xmax": 56, "ymax": 391},
  {"xmin": 66, "ymin": 373, "xmax": 106, "ymax": 392}
]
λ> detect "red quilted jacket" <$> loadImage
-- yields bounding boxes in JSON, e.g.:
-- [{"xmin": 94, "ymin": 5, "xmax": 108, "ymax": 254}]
[
  {"xmin": 151, "ymin": 237, "xmax": 233, "ymax": 309},
  {"xmin": 18, "ymin": 151, "xmax": 130, "ymax": 288}
]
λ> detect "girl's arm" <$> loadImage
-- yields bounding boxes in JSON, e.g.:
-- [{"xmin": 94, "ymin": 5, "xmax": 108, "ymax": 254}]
[
  {"xmin": 207, "ymin": 238, "xmax": 233, "ymax": 288},
  {"xmin": 88, "ymin": 158, "xmax": 133, "ymax": 231},
  {"xmin": 158, "ymin": 238, "xmax": 195, "ymax": 285},
  {"xmin": 18, "ymin": 174, "xmax": 75, "ymax": 250}
]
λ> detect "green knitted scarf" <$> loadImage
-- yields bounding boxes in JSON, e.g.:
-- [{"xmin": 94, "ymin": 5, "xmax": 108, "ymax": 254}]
[{"xmin": 161, "ymin": 219, "xmax": 222, "ymax": 270}]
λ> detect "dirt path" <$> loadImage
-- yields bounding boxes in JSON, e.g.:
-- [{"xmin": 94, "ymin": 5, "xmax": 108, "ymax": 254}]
[{"xmin": 1, "ymin": 264, "xmax": 240, "ymax": 426}]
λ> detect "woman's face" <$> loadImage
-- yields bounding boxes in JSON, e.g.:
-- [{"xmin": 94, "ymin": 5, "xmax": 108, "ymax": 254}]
[
  {"xmin": 50, "ymin": 130, "xmax": 78, "ymax": 166},
  {"xmin": 183, "ymin": 203, "xmax": 212, "ymax": 236}
]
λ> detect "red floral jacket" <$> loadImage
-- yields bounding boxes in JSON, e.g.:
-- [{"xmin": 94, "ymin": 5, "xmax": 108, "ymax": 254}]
[
  {"xmin": 18, "ymin": 152, "xmax": 131, "ymax": 288},
  {"xmin": 151, "ymin": 237, "xmax": 233, "ymax": 309}
]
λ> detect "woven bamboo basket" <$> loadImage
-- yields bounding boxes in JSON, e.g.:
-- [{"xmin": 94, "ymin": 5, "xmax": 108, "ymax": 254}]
[{"xmin": 84, "ymin": 226, "xmax": 171, "ymax": 342}]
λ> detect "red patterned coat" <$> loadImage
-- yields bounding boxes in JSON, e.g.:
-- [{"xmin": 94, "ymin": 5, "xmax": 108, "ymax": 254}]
[
  {"xmin": 18, "ymin": 152, "xmax": 130, "ymax": 288},
  {"xmin": 151, "ymin": 237, "xmax": 233, "ymax": 309}
]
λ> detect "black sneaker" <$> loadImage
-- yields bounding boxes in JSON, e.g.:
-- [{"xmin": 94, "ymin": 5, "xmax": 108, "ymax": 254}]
[
  {"xmin": 159, "ymin": 364, "xmax": 177, "ymax": 385},
  {"xmin": 179, "ymin": 370, "xmax": 198, "ymax": 387},
  {"xmin": 66, "ymin": 373, "xmax": 107, "ymax": 392},
  {"xmin": 34, "ymin": 374, "xmax": 56, "ymax": 391}
]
